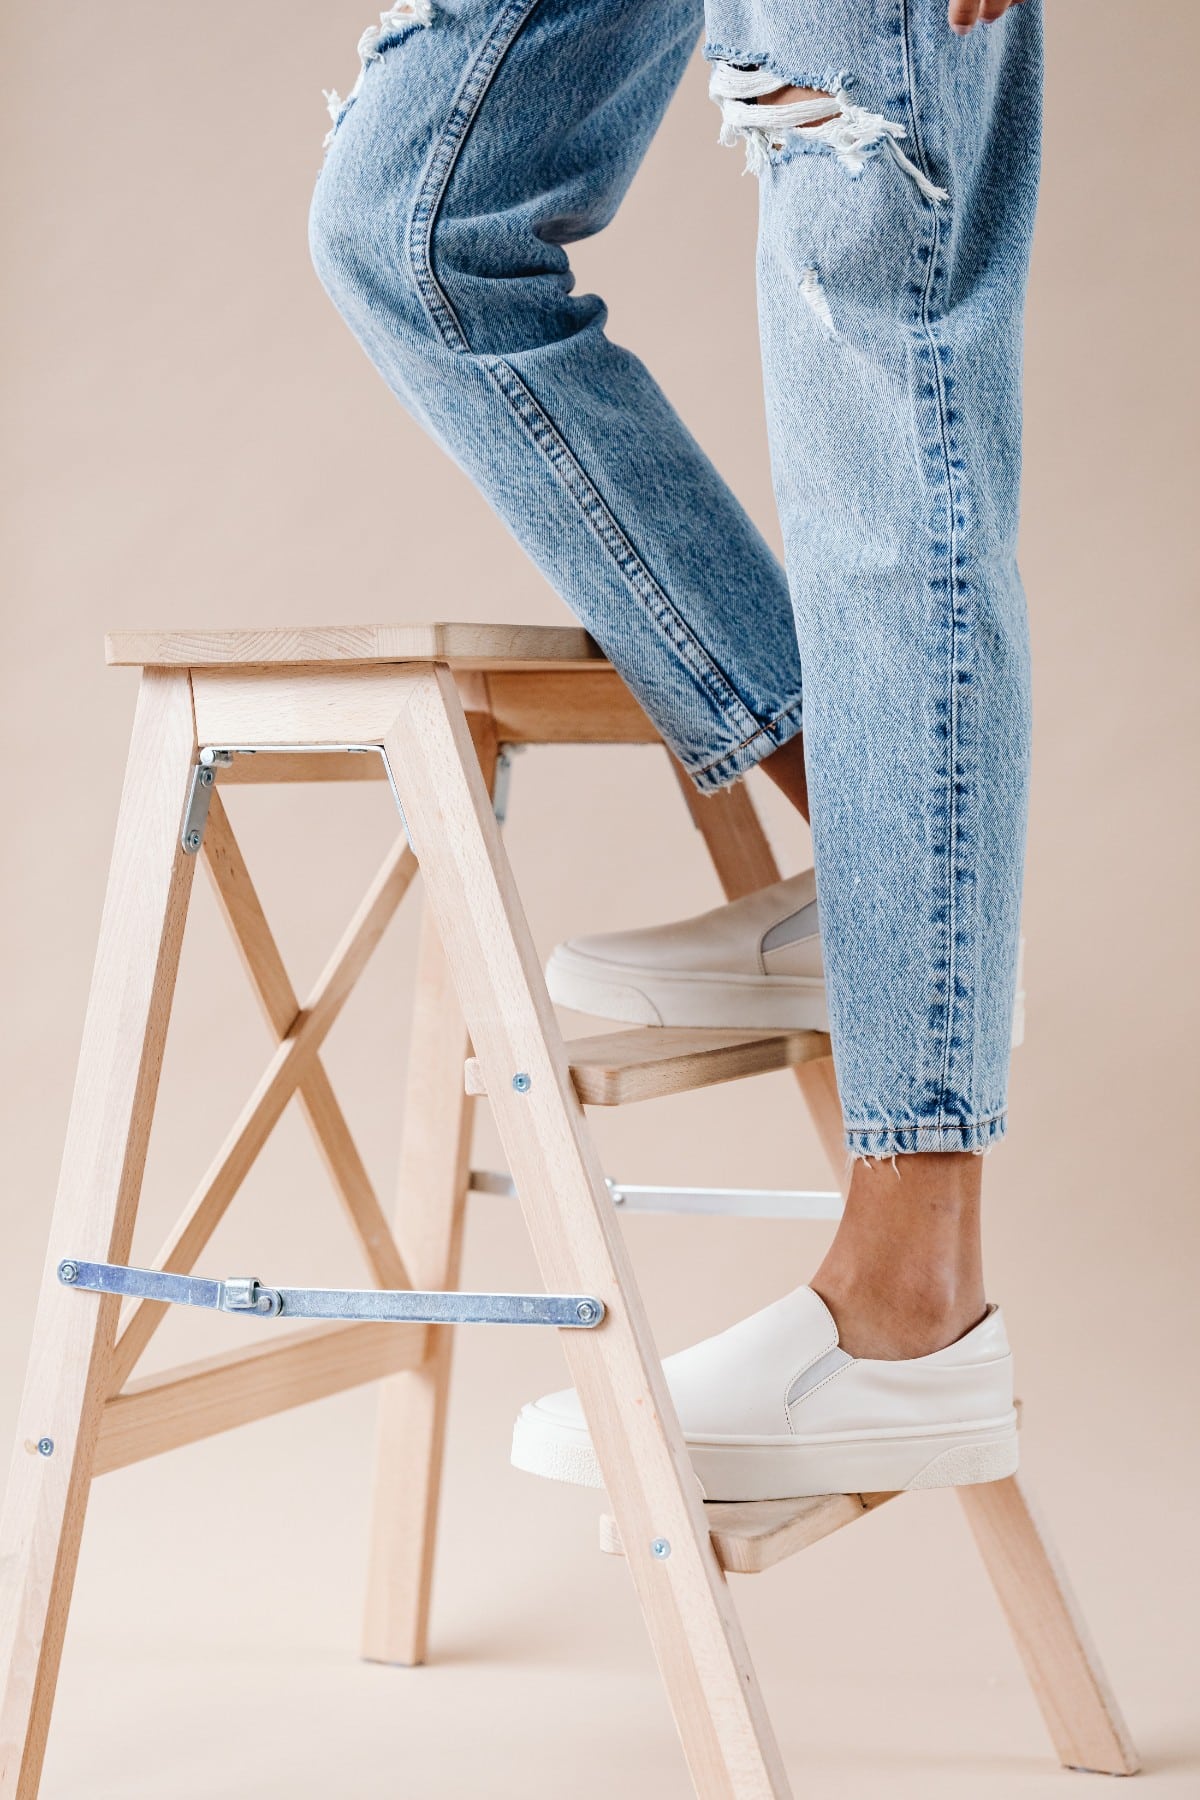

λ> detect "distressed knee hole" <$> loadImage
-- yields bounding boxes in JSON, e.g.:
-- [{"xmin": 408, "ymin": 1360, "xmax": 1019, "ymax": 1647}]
[
  {"xmin": 708, "ymin": 59, "xmax": 948, "ymax": 201},
  {"xmin": 322, "ymin": 0, "xmax": 433, "ymax": 147},
  {"xmin": 756, "ymin": 84, "xmax": 838, "ymax": 131}
]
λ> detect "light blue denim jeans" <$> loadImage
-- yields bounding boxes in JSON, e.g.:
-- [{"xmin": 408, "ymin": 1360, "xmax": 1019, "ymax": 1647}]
[{"xmin": 309, "ymin": 0, "xmax": 1043, "ymax": 1157}]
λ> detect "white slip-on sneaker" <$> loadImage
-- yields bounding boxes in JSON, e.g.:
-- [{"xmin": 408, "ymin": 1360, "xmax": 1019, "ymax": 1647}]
[
  {"xmin": 511, "ymin": 1286, "xmax": 1018, "ymax": 1501},
  {"xmin": 545, "ymin": 869, "xmax": 828, "ymax": 1031},
  {"xmin": 545, "ymin": 872, "xmax": 1026, "ymax": 1046}
]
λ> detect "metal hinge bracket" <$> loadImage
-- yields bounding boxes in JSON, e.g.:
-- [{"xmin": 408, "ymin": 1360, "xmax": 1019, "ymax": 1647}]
[
  {"xmin": 57, "ymin": 1260, "xmax": 604, "ymax": 1328},
  {"xmin": 180, "ymin": 748, "xmax": 233, "ymax": 854}
]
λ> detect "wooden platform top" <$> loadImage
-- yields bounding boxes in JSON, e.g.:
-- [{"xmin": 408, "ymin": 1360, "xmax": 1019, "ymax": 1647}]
[{"xmin": 105, "ymin": 621, "xmax": 606, "ymax": 671}]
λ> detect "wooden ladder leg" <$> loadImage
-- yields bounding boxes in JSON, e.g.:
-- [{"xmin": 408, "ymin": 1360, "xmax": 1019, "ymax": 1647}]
[
  {"xmin": 0, "ymin": 671, "xmax": 199, "ymax": 1800},
  {"xmin": 382, "ymin": 667, "xmax": 791, "ymax": 1800},
  {"xmin": 674, "ymin": 760, "xmax": 1138, "ymax": 1777},
  {"xmin": 958, "ymin": 1477, "xmax": 1139, "ymax": 1775},
  {"xmin": 361, "ymin": 718, "xmax": 499, "ymax": 1667}
]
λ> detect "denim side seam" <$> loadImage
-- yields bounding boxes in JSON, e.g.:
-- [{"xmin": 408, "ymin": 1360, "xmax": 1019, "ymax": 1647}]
[
  {"xmin": 896, "ymin": 0, "xmax": 976, "ymax": 1151},
  {"xmin": 482, "ymin": 357, "xmax": 781, "ymax": 746},
  {"xmin": 396, "ymin": 1, "xmax": 784, "ymax": 764}
]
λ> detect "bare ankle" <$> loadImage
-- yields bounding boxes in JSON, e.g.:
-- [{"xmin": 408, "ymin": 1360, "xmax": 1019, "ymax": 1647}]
[
  {"xmin": 811, "ymin": 1151, "xmax": 987, "ymax": 1359},
  {"xmin": 812, "ymin": 1271, "xmax": 986, "ymax": 1360}
]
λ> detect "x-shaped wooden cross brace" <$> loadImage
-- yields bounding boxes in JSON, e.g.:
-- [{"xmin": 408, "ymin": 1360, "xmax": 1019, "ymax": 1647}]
[{"xmin": 107, "ymin": 789, "xmax": 418, "ymax": 1395}]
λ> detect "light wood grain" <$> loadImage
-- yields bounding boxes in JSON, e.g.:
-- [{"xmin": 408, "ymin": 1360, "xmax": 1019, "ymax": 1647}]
[
  {"xmin": 109, "ymin": 834, "xmax": 418, "ymax": 1390},
  {"xmin": 475, "ymin": 669, "xmax": 659, "ymax": 744},
  {"xmin": 382, "ymin": 665, "xmax": 790, "ymax": 1798},
  {"xmin": 466, "ymin": 1023, "xmax": 833, "ymax": 1106},
  {"xmin": 362, "ymin": 721, "xmax": 498, "ymax": 1667},
  {"xmin": 601, "ymin": 1490, "xmax": 897, "ymax": 1576},
  {"xmin": 958, "ymin": 1476, "xmax": 1139, "ymax": 1775},
  {"xmin": 0, "ymin": 672, "xmax": 199, "ymax": 1800},
  {"xmin": 107, "ymin": 621, "xmax": 603, "ymax": 669},
  {"xmin": 95, "ymin": 1323, "xmax": 428, "ymax": 1475},
  {"xmin": 201, "ymin": 792, "xmax": 410, "ymax": 1293},
  {"xmin": 191, "ymin": 668, "xmax": 445, "ymax": 746},
  {"xmin": 220, "ymin": 752, "xmax": 386, "ymax": 784}
]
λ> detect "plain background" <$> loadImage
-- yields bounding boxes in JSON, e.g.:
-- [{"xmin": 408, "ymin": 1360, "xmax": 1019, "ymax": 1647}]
[{"xmin": 2, "ymin": 2, "xmax": 1197, "ymax": 1794}]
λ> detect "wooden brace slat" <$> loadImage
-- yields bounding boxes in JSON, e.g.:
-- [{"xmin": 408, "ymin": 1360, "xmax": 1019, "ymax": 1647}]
[
  {"xmin": 109, "ymin": 834, "xmax": 419, "ymax": 1390},
  {"xmin": 96, "ymin": 1322, "xmax": 429, "ymax": 1475},
  {"xmin": 201, "ymin": 792, "xmax": 409, "ymax": 1292}
]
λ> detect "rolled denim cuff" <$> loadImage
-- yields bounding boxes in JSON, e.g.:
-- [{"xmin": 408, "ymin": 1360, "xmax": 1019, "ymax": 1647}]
[
  {"xmin": 683, "ymin": 694, "xmax": 806, "ymax": 795},
  {"xmin": 844, "ymin": 1113, "xmax": 1008, "ymax": 1158}
]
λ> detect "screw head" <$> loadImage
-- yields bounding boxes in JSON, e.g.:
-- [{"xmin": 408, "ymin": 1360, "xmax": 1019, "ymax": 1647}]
[
  {"xmin": 512, "ymin": 1072, "xmax": 531, "ymax": 1094},
  {"xmin": 198, "ymin": 766, "xmax": 214, "ymax": 788},
  {"xmin": 36, "ymin": 1438, "xmax": 54, "ymax": 1458},
  {"xmin": 185, "ymin": 829, "xmax": 202, "ymax": 852},
  {"xmin": 651, "ymin": 1537, "xmax": 671, "ymax": 1560},
  {"xmin": 58, "ymin": 1261, "xmax": 78, "ymax": 1284},
  {"xmin": 575, "ymin": 1300, "xmax": 597, "ymax": 1324}
]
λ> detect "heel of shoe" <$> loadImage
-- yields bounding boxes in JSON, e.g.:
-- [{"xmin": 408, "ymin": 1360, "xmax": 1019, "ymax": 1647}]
[{"xmin": 905, "ymin": 1431, "xmax": 1019, "ymax": 1491}]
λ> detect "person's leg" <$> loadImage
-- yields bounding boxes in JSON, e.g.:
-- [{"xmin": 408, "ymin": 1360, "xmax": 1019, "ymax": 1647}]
[
  {"xmin": 308, "ymin": 0, "xmax": 805, "ymax": 794},
  {"xmin": 709, "ymin": 0, "xmax": 1042, "ymax": 1361},
  {"xmin": 516, "ymin": 2, "xmax": 1041, "ymax": 1498}
]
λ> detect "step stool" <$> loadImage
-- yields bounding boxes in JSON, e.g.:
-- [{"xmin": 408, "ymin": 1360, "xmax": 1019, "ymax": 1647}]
[{"xmin": 0, "ymin": 624, "xmax": 1138, "ymax": 1796}]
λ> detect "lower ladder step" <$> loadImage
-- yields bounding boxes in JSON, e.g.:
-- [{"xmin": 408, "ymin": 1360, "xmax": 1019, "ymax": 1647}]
[
  {"xmin": 599, "ymin": 1490, "xmax": 898, "ymax": 1575},
  {"xmin": 466, "ymin": 1024, "xmax": 833, "ymax": 1107}
]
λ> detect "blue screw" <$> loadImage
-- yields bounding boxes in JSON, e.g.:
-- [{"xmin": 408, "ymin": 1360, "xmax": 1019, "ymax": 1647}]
[{"xmin": 512, "ymin": 1072, "xmax": 531, "ymax": 1093}]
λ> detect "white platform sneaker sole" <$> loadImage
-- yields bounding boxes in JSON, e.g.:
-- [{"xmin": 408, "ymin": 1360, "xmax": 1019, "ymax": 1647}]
[
  {"xmin": 546, "ymin": 943, "xmax": 830, "ymax": 1032},
  {"xmin": 511, "ymin": 1404, "xmax": 1019, "ymax": 1501}
]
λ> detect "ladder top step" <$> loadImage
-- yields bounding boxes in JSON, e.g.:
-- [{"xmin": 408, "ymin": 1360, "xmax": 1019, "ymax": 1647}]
[
  {"xmin": 466, "ymin": 1023, "xmax": 832, "ymax": 1107},
  {"xmin": 600, "ymin": 1490, "xmax": 897, "ymax": 1575},
  {"xmin": 105, "ymin": 621, "xmax": 606, "ymax": 671}
]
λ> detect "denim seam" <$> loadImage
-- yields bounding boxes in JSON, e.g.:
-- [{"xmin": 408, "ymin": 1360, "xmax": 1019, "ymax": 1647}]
[
  {"xmin": 397, "ymin": 3, "xmax": 771, "ymax": 748},
  {"xmin": 898, "ymin": 0, "xmax": 966, "ymax": 1142},
  {"xmin": 689, "ymin": 694, "xmax": 806, "ymax": 778},
  {"xmin": 405, "ymin": 0, "xmax": 543, "ymax": 354},
  {"xmin": 481, "ymin": 356, "xmax": 769, "ymax": 738},
  {"xmin": 844, "ymin": 1114, "xmax": 1006, "ymax": 1155}
]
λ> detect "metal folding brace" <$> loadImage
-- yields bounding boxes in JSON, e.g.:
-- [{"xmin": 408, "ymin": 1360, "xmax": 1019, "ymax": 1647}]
[
  {"xmin": 470, "ymin": 1170, "xmax": 844, "ymax": 1221},
  {"xmin": 57, "ymin": 1260, "xmax": 604, "ymax": 1328},
  {"xmin": 180, "ymin": 739, "xmax": 521, "ymax": 858}
]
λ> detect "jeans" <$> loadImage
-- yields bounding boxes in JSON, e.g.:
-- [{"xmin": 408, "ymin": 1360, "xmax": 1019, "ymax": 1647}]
[{"xmin": 308, "ymin": 0, "xmax": 1043, "ymax": 1157}]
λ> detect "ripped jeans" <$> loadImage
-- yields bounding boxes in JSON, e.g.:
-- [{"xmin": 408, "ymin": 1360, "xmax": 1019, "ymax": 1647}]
[{"xmin": 309, "ymin": 0, "xmax": 1043, "ymax": 1157}]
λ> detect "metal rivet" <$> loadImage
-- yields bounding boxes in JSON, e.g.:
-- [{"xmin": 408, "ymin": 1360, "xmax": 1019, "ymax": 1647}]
[
  {"xmin": 58, "ymin": 1261, "xmax": 78, "ymax": 1284},
  {"xmin": 576, "ymin": 1300, "xmax": 597, "ymax": 1324},
  {"xmin": 512, "ymin": 1073, "xmax": 531, "ymax": 1093},
  {"xmin": 184, "ymin": 830, "xmax": 202, "ymax": 852},
  {"xmin": 37, "ymin": 1438, "xmax": 54, "ymax": 1458},
  {"xmin": 651, "ymin": 1537, "xmax": 671, "ymax": 1559}
]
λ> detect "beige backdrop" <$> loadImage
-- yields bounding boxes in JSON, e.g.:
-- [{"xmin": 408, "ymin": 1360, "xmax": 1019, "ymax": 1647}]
[{"xmin": 2, "ymin": 2, "xmax": 1197, "ymax": 1794}]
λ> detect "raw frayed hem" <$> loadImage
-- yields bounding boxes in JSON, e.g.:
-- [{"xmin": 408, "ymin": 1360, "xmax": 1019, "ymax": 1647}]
[
  {"xmin": 680, "ymin": 694, "xmax": 805, "ymax": 795},
  {"xmin": 844, "ymin": 1113, "xmax": 1007, "ymax": 1159}
]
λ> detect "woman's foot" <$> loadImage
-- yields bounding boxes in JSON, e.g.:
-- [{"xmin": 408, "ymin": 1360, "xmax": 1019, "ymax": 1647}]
[{"xmin": 511, "ymin": 1284, "xmax": 1017, "ymax": 1501}]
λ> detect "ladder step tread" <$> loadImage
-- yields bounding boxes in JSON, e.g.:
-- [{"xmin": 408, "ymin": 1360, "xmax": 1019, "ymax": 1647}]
[
  {"xmin": 600, "ymin": 1490, "xmax": 898, "ymax": 1575},
  {"xmin": 465, "ymin": 1024, "xmax": 832, "ymax": 1106}
]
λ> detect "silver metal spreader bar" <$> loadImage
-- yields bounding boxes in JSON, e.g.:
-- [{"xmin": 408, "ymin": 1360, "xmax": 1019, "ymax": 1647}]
[
  {"xmin": 57, "ymin": 1260, "xmax": 604, "ymax": 1328},
  {"xmin": 469, "ymin": 1171, "xmax": 844, "ymax": 1221}
]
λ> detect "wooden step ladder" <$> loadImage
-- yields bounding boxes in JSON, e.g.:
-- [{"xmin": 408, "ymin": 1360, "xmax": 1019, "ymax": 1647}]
[{"xmin": 0, "ymin": 625, "xmax": 1138, "ymax": 1796}]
